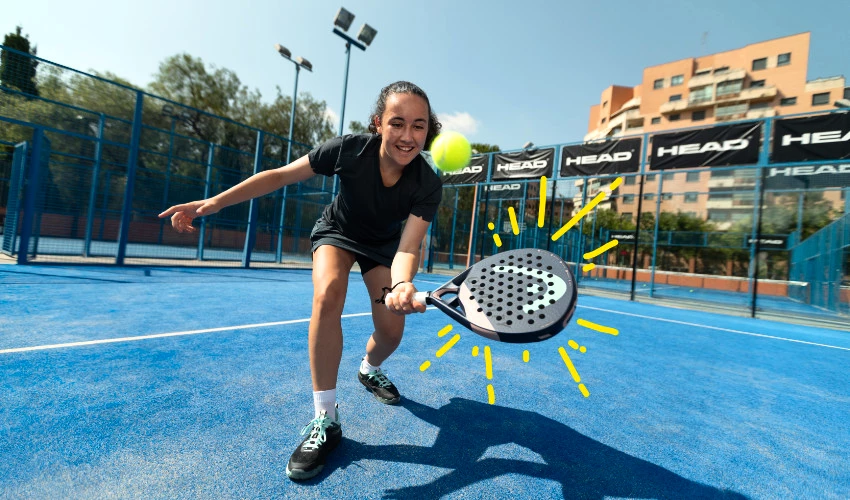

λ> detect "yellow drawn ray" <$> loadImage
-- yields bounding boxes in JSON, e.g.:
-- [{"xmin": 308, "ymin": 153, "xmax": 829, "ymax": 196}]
[
  {"xmin": 577, "ymin": 318, "xmax": 620, "ymax": 336},
  {"xmin": 508, "ymin": 207, "xmax": 520, "ymax": 235},
  {"xmin": 538, "ymin": 176, "xmax": 547, "ymax": 228},
  {"xmin": 584, "ymin": 239, "xmax": 619, "ymax": 260}
]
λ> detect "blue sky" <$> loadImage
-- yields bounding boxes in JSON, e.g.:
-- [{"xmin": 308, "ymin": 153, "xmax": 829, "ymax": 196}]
[{"xmin": 3, "ymin": 0, "xmax": 849, "ymax": 150}]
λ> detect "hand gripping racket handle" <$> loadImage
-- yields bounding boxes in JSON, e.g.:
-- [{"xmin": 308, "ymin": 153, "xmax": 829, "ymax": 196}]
[{"xmin": 385, "ymin": 291, "xmax": 430, "ymax": 306}]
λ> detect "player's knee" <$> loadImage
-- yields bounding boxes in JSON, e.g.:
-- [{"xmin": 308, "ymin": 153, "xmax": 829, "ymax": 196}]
[{"xmin": 312, "ymin": 281, "xmax": 347, "ymax": 315}]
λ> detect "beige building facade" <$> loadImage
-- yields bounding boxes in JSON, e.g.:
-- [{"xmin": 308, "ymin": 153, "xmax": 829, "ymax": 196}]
[{"xmin": 579, "ymin": 32, "xmax": 848, "ymax": 228}]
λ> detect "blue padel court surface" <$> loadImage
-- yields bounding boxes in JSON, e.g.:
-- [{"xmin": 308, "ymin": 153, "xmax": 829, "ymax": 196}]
[{"xmin": 1, "ymin": 264, "xmax": 849, "ymax": 499}]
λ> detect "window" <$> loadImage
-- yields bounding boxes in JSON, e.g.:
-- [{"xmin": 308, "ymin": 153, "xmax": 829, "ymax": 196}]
[
  {"xmin": 603, "ymin": 100, "xmax": 608, "ymax": 108},
  {"xmin": 686, "ymin": 172, "xmax": 701, "ymax": 182},
  {"xmin": 669, "ymin": 94, "xmax": 682, "ymax": 102},
  {"xmin": 695, "ymin": 69, "xmax": 711, "ymax": 77},
  {"xmin": 622, "ymin": 212, "xmax": 633, "ymax": 221},
  {"xmin": 689, "ymin": 86, "xmax": 713, "ymax": 103},
  {"xmin": 646, "ymin": 174, "xmax": 656, "ymax": 182},
  {"xmin": 750, "ymin": 79, "xmax": 765, "ymax": 88},
  {"xmin": 780, "ymin": 97, "xmax": 797, "ymax": 106},
  {"xmin": 692, "ymin": 110, "xmax": 706, "ymax": 121},
  {"xmin": 643, "ymin": 193, "xmax": 655, "ymax": 201},
  {"xmin": 651, "ymin": 117, "xmax": 661, "ymax": 125},
  {"xmin": 623, "ymin": 195, "xmax": 635, "ymax": 204},
  {"xmin": 708, "ymin": 210, "xmax": 732, "ymax": 222},
  {"xmin": 653, "ymin": 78, "xmax": 664, "ymax": 89},
  {"xmin": 663, "ymin": 173, "xmax": 676, "ymax": 181},
  {"xmin": 625, "ymin": 176, "xmax": 637, "ymax": 185},
  {"xmin": 601, "ymin": 117, "xmax": 607, "ymax": 123},
  {"xmin": 684, "ymin": 192, "xmax": 699, "ymax": 203},
  {"xmin": 777, "ymin": 52, "xmax": 791, "ymax": 66},
  {"xmin": 671, "ymin": 74, "xmax": 684, "ymax": 86},
  {"xmin": 714, "ymin": 66, "xmax": 729, "ymax": 74},
  {"xmin": 669, "ymin": 114, "xmax": 681, "ymax": 121},
  {"xmin": 716, "ymin": 103, "xmax": 747, "ymax": 118},
  {"xmin": 717, "ymin": 80, "xmax": 743, "ymax": 96},
  {"xmin": 844, "ymin": 87, "xmax": 850, "ymax": 100},
  {"xmin": 752, "ymin": 57, "xmax": 767, "ymax": 71},
  {"xmin": 750, "ymin": 102, "xmax": 770, "ymax": 110},
  {"xmin": 812, "ymin": 92, "xmax": 830, "ymax": 106},
  {"xmin": 662, "ymin": 193, "xmax": 673, "ymax": 201}
]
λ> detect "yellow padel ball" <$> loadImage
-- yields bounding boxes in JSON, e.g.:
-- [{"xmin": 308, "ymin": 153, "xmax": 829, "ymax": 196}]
[{"xmin": 431, "ymin": 131, "xmax": 472, "ymax": 172}]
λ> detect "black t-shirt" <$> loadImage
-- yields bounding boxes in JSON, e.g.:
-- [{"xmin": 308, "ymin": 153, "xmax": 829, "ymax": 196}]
[{"xmin": 308, "ymin": 134, "xmax": 443, "ymax": 247}]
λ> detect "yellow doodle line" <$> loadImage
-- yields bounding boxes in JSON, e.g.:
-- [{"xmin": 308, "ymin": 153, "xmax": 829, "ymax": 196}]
[
  {"xmin": 538, "ymin": 176, "xmax": 547, "ymax": 228},
  {"xmin": 558, "ymin": 346, "xmax": 590, "ymax": 398},
  {"xmin": 487, "ymin": 222, "xmax": 502, "ymax": 247},
  {"xmin": 508, "ymin": 207, "xmax": 520, "ymax": 235},
  {"xmin": 577, "ymin": 318, "xmax": 619, "ymax": 336},
  {"xmin": 552, "ymin": 177, "xmax": 623, "ymax": 241},
  {"xmin": 584, "ymin": 239, "xmax": 619, "ymax": 260}
]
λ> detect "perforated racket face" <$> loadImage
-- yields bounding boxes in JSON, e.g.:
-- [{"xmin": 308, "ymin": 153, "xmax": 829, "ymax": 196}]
[{"xmin": 454, "ymin": 249, "xmax": 576, "ymax": 343}]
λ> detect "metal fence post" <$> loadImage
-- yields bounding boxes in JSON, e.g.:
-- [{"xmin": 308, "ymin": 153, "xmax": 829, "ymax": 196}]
[
  {"xmin": 116, "ymin": 92, "xmax": 144, "ymax": 265},
  {"xmin": 83, "ymin": 113, "xmax": 104, "ymax": 257},
  {"xmin": 242, "ymin": 131, "xmax": 264, "ymax": 267},
  {"xmin": 17, "ymin": 129, "xmax": 45, "ymax": 264},
  {"xmin": 198, "ymin": 143, "xmax": 214, "ymax": 260}
]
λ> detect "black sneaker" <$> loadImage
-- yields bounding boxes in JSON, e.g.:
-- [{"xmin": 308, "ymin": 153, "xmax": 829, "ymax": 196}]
[
  {"xmin": 358, "ymin": 367, "xmax": 401, "ymax": 404},
  {"xmin": 285, "ymin": 407, "xmax": 342, "ymax": 481}
]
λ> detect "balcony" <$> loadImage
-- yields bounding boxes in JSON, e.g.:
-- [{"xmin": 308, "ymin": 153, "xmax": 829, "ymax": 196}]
[
  {"xmin": 740, "ymin": 86, "xmax": 777, "ymax": 101},
  {"xmin": 608, "ymin": 108, "xmax": 641, "ymax": 130},
  {"xmin": 746, "ymin": 108, "xmax": 777, "ymax": 119},
  {"xmin": 708, "ymin": 177, "xmax": 736, "ymax": 188},
  {"xmin": 706, "ymin": 199, "xmax": 734, "ymax": 209},
  {"xmin": 659, "ymin": 99, "xmax": 688, "ymax": 114},
  {"xmin": 714, "ymin": 68, "xmax": 747, "ymax": 84}
]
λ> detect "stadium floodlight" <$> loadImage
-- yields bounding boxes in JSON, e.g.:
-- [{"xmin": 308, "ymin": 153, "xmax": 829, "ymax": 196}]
[
  {"xmin": 523, "ymin": 141, "xmax": 535, "ymax": 149},
  {"xmin": 332, "ymin": 8, "xmax": 377, "ymax": 137},
  {"xmin": 834, "ymin": 99, "xmax": 850, "ymax": 108},
  {"xmin": 295, "ymin": 57, "xmax": 313, "ymax": 72},
  {"xmin": 273, "ymin": 43, "xmax": 312, "ymax": 164},
  {"xmin": 334, "ymin": 7, "xmax": 355, "ymax": 31},
  {"xmin": 357, "ymin": 24, "xmax": 378, "ymax": 46},
  {"xmin": 274, "ymin": 43, "xmax": 292, "ymax": 59}
]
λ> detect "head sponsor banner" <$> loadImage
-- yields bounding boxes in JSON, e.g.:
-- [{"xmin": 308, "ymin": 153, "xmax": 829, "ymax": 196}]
[
  {"xmin": 649, "ymin": 122, "xmax": 761, "ymax": 171},
  {"xmin": 608, "ymin": 231, "xmax": 637, "ymax": 242},
  {"xmin": 440, "ymin": 154, "xmax": 488, "ymax": 185},
  {"xmin": 483, "ymin": 182, "xmax": 525, "ymax": 200},
  {"xmin": 745, "ymin": 235, "xmax": 789, "ymax": 251},
  {"xmin": 560, "ymin": 138, "xmax": 642, "ymax": 177},
  {"xmin": 771, "ymin": 113, "xmax": 850, "ymax": 163},
  {"xmin": 492, "ymin": 148, "xmax": 554, "ymax": 181},
  {"xmin": 763, "ymin": 163, "xmax": 850, "ymax": 189}
]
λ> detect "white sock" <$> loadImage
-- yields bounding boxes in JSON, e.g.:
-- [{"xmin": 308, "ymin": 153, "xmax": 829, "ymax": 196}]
[
  {"xmin": 360, "ymin": 356, "xmax": 380, "ymax": 375},
  {"xmin": 313, "ymin": 389, "xmax": 337, "ymax": 420}
]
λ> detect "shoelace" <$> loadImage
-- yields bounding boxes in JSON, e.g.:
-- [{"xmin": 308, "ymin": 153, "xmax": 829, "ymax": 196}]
[
  {"xmin": 368, "ymin": 369, "xmax": 392, "ymax": 388},
  {"xmin": 299, "ymin": 413, "xmax": 335, "ymax": 451}
]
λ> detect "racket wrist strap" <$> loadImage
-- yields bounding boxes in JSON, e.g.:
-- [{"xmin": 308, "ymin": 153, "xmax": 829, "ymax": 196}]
[{"xmin": 375, "ymin": 281, "xmax": 411, "ymax": 304}]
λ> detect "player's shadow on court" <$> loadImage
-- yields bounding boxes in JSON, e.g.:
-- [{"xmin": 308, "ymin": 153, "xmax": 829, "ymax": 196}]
[{"xmin": 339, "ymin": 397, "xmax": 747, "ymax": 499}]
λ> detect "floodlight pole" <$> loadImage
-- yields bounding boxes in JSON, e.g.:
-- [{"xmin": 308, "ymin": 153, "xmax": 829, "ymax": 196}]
[
  {"xmin": 333, "ymin": 27, "xmax": 367, "ymax": 137},
  {"xmin": 287, "ymin": 64, "xmax": 301, "ymax": 164}
]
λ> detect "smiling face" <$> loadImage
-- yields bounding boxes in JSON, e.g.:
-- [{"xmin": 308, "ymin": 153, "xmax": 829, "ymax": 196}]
[{"xmin": 375, "ymin": 92, "xmax": 430, "ymax": 169}]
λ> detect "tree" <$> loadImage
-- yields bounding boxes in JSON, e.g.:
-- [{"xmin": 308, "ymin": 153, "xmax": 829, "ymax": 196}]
[
  {"xmin": 0, "ymin": 26, "xmax": 39, "ymax": 98},
  {"xmin": 348, "ymin": 120, "xmax": 369, "ymax": 134}
]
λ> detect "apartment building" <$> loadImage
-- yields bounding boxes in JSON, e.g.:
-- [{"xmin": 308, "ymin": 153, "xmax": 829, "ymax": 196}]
[{"xmin": 579, "ymin": 32, "xmax": 848, "ymax": 228}]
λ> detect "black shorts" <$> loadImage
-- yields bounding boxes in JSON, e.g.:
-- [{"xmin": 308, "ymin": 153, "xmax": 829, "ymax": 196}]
[{"xmin": 310, "ymin": 219, "xmax": 394, "ymax": 276}]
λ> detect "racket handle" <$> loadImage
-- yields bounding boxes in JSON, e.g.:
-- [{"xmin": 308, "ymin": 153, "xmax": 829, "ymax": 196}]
[{"xmin": 385, "ymin": 291, "xmax": 430, "ymax": 306}]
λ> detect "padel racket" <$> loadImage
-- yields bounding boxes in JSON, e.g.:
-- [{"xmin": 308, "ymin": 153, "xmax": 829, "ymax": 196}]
[{"xmin": 388, "ymin": 248, "xmax": 577, "ymax": 343}]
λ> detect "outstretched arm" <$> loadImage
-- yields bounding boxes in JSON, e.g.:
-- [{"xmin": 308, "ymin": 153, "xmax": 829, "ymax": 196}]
[
  {"xmin": 385, "ymin": 214, "xmax": 431, "ymax": 314},
  {"xmin": 158, "ymin": 154, "xmax": 315, "ymax": 233}
]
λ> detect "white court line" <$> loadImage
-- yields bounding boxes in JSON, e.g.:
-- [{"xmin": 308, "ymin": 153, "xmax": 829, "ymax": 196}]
[
  {"xmin": 0, "ymin": 312, "xmax": 374, "ymax": 355},
  {"xmin": 4, "ymin": 304, "xmax": 846, "ymax": 355},
  {"xmin": 577, "ymin": 304, "xmax": 850, "ymax": 352}
]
